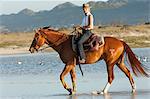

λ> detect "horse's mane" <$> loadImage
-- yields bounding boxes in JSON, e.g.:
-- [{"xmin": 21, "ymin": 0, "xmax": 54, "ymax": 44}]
[
  {"xmin": 42, "ymin": 26, "xmax": 59, "ymax": 32},
  {"xmin": 40, "ymin": 26, "xmax": 70, "ymax": 38}
]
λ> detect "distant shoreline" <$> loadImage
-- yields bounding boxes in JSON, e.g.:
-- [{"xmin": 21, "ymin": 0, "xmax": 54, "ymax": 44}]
[
  {"xmin": 0, "ymin": 47, "xmax": 30, "ymax": 55},
  {"xmin": 0, "ymin": 47, "xmax": 54, "ymax": 55},
  {"xmin": 0, "ymin": 24, "xmax": 149, "ymax": 55}
]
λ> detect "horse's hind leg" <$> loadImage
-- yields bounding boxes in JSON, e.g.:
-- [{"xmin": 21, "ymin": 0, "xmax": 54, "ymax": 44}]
[{"xmin": 116, "ymin": 56, "xmax": 136, "ymax": 93}]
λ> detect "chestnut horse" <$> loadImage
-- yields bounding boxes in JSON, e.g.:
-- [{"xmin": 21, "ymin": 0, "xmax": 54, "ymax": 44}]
[{"xmin": 29, "ymin": 27, "xmax": 149, "ymax": 95}]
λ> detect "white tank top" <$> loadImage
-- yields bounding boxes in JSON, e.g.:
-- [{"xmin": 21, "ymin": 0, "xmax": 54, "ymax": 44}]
[{"xmin": 81, "ymin": 12, "xmax": 94, "ymax": 30}]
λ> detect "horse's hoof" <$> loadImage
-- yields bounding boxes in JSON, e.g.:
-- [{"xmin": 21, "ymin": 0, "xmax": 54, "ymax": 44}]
[
  {"xmin": 92, "ymin": 91, "xmax": 101, "ymax": 95},
  {"xmin": 92, "ymin": 91, "xmax": 108, "ymax": 95},
  {"xmin": 100, "ymin": 91, "xmax": 104, "ymax": 95},
  {"xmin": 67, "ymin": 88, "xmax": 75, "ymax": 95},
  {"xmin": 100, "ymin": 91, "xmax": 108, "ymax": 95},
  {"xmin": 69, "ymin": 92, "xmax": 76, "ymax": 95},
  {"xmin": 132, "ymin": 89, "xmax": 136, "ymax": 94},
  {"xmin": 71, "ymin": 91, "xmax": 76, "ymax": 95},
  {"xmin": 92, "ymin": 91, "xmax": 99, "ymax": 95}
]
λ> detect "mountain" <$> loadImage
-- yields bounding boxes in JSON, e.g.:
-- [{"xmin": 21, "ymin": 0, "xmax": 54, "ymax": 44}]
[
  {"xmin": 88, "ymin": 0, "xmax": 127, "ymax": 9},
  {"xmin": 0, "ymin": 0, "xmax": 149, "ymax": 32},
  {"xmin": 53, "ymin": 2, "xmax": 77, "ymax": 10},
  {"xmin": 18, "ymin": 8, "xmax": 35, "ymax": 16}
]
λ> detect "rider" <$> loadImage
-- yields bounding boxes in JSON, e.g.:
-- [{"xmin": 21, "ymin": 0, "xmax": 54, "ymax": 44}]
[{"xmin": 78, "ymin": 3, "xmax": 94, "ymax": 63}]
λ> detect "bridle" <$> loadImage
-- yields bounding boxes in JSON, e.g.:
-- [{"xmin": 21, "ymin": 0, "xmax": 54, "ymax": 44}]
[
  {"xmin": 40, "ymin": 30, "xmax": 68, "ymax": 46},
  {"xmin": 34, "ymin": 29, "xmax": 68, "ymax": 51},
  {"xmin": 32, "ymin": 28, "xmax": 84, "ymax": 76}
]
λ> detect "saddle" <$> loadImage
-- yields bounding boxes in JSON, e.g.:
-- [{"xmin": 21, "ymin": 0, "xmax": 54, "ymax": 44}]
[{"xmin": 72, "ymin": 33, "xmax": 104, "ymax": 53}]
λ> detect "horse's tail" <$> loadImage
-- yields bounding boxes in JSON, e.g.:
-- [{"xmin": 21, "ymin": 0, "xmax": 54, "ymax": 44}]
[{"xmin": 122, "ymin": 41, "xmax": 149, "ymax": 77}]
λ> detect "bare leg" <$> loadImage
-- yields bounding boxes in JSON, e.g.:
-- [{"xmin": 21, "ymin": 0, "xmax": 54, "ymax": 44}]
[
  {"xmin": 117, "ymin": 57, "xmax": 136, "ymax": 93},
  {"xmin": 70, "ymin": 68, "xmax": 77, "ymax": 94}
]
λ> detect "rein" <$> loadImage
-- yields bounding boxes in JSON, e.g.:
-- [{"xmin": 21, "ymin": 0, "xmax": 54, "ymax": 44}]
[
  {"xmin": 40, "ymin": 30, "xmax": 68, "ymax": 47},
  {"xmin": 37, "ymin": 28, "xmax": 84, "ymax": 76},
  {"xmin": 38, "ymin": 33, "xmax": 65, "ymax": 51}
]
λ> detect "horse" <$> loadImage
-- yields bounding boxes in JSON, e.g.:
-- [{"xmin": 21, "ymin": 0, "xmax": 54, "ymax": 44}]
[{"xmin": 29, "ymin": 27, "xmax": 149, "ymax": 95}]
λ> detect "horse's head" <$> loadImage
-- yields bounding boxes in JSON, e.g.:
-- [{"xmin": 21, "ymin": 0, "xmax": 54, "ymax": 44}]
[
  {"xmin": 29, "ymin": 27, "xmax": 69, "ymax": 53},
  {"xmin": 29, "ymin": 28, "xmax": 47, "ymax": 53}
]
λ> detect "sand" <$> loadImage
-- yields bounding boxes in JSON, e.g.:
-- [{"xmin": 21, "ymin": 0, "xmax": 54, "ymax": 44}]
[
  {"xmin": 0, "ymin": 74, "xmax": 150, "ymax": 99},
  {"xmin": 0, "ymin": 47, "xmax": 30, "ymax": 55}
]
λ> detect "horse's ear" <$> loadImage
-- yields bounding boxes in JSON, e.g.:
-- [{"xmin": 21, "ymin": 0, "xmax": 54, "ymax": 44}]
[{"xmin": 33, "ymin": 29, "xmax": 38, "ymax": 33}]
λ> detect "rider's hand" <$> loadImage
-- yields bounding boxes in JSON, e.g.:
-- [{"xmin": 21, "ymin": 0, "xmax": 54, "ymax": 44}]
[
  {"xmin": 73, "ymin": 25, "xmax": 82, "ymax": 30},
  {"xmin": 79, "ymin": 26, "xmax": 83, "ymax": 30}
]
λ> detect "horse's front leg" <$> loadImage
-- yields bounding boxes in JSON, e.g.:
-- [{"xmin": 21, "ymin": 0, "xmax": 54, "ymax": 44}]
[
  {"xmin": 60, "ymin": 64, "xmax": 75, "ymax": 95},
  {"xmin": 70, "ymin": 67, "xmax": 77, "ymax": 94}
]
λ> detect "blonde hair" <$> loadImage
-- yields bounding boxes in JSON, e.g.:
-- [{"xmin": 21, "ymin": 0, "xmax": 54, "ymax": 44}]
[{"xmin": 83, "ymin": 3, "xmax": 90, "ymax": 8}]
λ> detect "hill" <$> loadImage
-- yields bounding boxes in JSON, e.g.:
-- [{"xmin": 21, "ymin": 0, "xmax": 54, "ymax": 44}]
[{"xmin": 0, "ymin": 0, "xmax": 149, "ymax": 32}]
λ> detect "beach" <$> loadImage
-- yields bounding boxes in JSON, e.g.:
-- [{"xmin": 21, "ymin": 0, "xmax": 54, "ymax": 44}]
[
  {"xmin": 0, "ymin": 73, "xmax": 150, "ymax": 99},
  {"xmin": 0, "ymin": 1, "xmax": 150, "ymax": 98},
  {"xmin": 0, "ymin": 47, "xmax": 30, "ymax": 55},
  {"xmin": 0, "ymin": 49, "xmax": 150, "ymax": 99},
  {"xmin": 0, "ymin": 47, "xmax": 53, "ymax": 55},
  {"xmin": 0, "ymin": 24, "xmax": 150, "ymax": 99},
  {"xmin": 0, "ymin": 24, "xmax": 150, "ymax": 55}
]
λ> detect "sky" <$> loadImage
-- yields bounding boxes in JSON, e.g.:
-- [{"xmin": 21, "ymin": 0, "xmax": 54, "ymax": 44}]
[{"xmin": 0, "ymin": 0, "xmax": 108, "ymax": 15}]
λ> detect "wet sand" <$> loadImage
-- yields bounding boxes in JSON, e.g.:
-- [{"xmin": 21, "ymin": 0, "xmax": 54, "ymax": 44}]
[
  {"xmin": 0, "ymin": 47, "xmax": 30, "ymax": 55},
  {"xmin": 0, "ymin": 47, "xmax": 53, "ymax": 55},
  {"xmin": 0, "ymin": 73, "xmax": 150, "ymax": 99}
]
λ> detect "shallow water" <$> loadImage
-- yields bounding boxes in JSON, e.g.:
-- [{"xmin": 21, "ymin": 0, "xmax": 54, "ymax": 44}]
[{"xmin": 0, "ymin": 48, "xmax": 150, "ymax": 99}]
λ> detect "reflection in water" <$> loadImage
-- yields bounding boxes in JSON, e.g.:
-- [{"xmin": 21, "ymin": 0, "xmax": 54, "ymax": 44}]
[
  {"xmin": 66, "ymin": 92, "xmax": 138, "ymax": 99},
  {"xmin": 131, "ymin": 93, "xmax": 136, "ymax": 99},
  {"xmin": 103, "ymin": 93, "xmax": 112, "ymax": 99},
  {"xmin": 68, "ymin": 95, "xmax": 77, "ymax": 99},
  {"xmin": 103, "ymin": 93, "xmax": 137, "ymax": 99}
]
